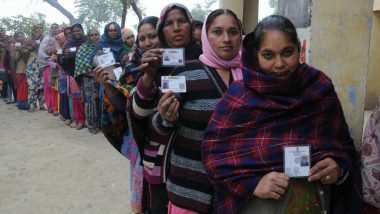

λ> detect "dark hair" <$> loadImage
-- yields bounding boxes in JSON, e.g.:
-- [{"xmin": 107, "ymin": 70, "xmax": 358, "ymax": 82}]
[
  {"xmin": 71, "ymin": 23, "xmax": 84, "ymax": 32},
  {"xmin": 242, "ymin": 15, "xmax": 300, "ymax": 68},
  {"xmin": 244, "ymin": 15, "xmax": 300, "ymax": 55},
  {"xmin": 138, "ymin": 16, "xmax": 159, "ymax": 33},
  {"xmin": 194, "ymin": 20, "xmax": 203, "ymax": 29},
  {"xmin": 205, "ymin": 9, "xmax": 242, "ymax": 34}
]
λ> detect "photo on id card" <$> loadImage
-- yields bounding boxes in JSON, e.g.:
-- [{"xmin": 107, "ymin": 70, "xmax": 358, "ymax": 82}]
[{"xmin": 283, "ymin": 145, "xmax": 310, "ymax": 177}]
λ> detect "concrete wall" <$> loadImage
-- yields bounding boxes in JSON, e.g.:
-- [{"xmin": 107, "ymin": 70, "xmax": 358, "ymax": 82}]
[
  {"xmin": 374, "ymin": 0, "xmax": 380, "ymax": 11},
  {"xmin": 219, "ymin": 0, "xmax": 244, "ymax": 20},
  {"xmin": 278, "ymin": 0, "xmax": 312, "ymax": 28},
  {"xmin": 242, "ymin": 0, "xmax": 259, "ymax": 33},
  {"xmin": 310, "ymin": 0, "xmax": 373, "ymax": 146},
  {"xmin": 365, "ymin": 11, "xmax": 380, "ymax": 110},
  {"xmin": 219, "ymin": 0, "xmax": 259, "ymax": 34}
]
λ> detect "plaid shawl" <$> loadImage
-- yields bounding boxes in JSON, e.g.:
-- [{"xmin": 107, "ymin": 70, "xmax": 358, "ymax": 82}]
[
  {"xmin": 74, "ymin": 42, "xmax": 96, "ymax": 78},
  {"xmin": 202, "ymin": 49, "xmax": 361, "ymax": 213}
]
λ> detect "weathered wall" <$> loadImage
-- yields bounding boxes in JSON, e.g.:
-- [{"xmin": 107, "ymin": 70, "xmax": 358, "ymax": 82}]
[
  {"xmin": 219, "ymin": 0, "xmax": 259, "ymax": 34},
  {"xmin": 310, "ymin": 0, "xmax": 373, "ymax": 146},
  {"xmin": 277, "ymin": 0, "xmax": 312, "ymax": 28},
  {"xmin": 242, "ymin": 0, "xmax": 259, "ymax": 33},
  {"xmin": 219, "ymin": 0, "xmax": 244, "ymax": 20},
  {"xmin": 365, "ymin": 11, "xmax": 380, "ymax": 109}
]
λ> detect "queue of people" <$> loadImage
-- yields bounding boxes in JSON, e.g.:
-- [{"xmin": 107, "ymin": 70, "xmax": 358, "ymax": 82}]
[{"xmin": 0, "ymin": 2, "xmax": 373, "ymax": 214}]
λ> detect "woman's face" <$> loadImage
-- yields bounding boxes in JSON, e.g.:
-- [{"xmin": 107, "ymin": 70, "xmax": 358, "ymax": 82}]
[
  {"xmin": 108, "ymin": 24, "xmax": 118, "ymax": 39},
  {"xmin": 34, "ymin": 25, "xmax": 43, "ymax": 36},
  {"xmin": 162, "ymin": 9, "xmax": 191, "ymax": 48},
  {"xmin": 89, "ymin": 30, "xmax": 100, "ymax": 44},
  {"xmin": 64, "ymin": 29, "xmax": 72, "ymax": 39},
  {"xmin": 257, "ymin": 30, "xmax": 299, "ymax": 79},
  {"xmin": 207, "ymin": 14, "xmax": 241, "ymax": 61},
  {"xmin": 15, "ymin": 33, "xmax": 25, "ymax": 43},
  {"xmin": 138, "ymin": 23, "xmax": 160, "ymax": 52},
  {"xmin": 0, "ymin": 28, "xmax": 6, "ymax": 38},
  {"xmin": 50, "ymin": 24, "xmax": 60, "ymax": 36},
  {"xmin": 72, "ymin": 27, "xmax": 83, "ymax": 40},
  {"xmin": 125, "ymin": 34, "xmax": 135, "ymax": 47}
]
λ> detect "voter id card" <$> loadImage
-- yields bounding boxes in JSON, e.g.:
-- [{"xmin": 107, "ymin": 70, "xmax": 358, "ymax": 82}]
[
  {"xmin": 161, "ymin": 76, "xmax": 186, "ymax": 93},
  {"xmin": 95, "ymin": 52, "xmax": 116, "ymax": 68},
  {"xmin": 284, "ymin": 145, "xmax": 310, "ymax": 177},
  {"xmin": 162, "ymin": 48, "xmax": 184, "ymax": 67}
]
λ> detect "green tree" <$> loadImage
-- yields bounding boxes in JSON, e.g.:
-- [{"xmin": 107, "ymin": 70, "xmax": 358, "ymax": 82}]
[
  {"xmin": 0, "ymin": 13, "xmax": 50, "ymax": 36},
  {"xmin": 190, "ymin": 0, "xmax": 217, "ymax": 22},
  {"xmin": 75, "ymin": 0, "xmax": 123, "ymax": 29},
  {"xmin": 269, "ymin": 0, "xmax": 278, "ymax": 13},
  {"xmin": 43, "ymin": 0, "xmax": 143, "ymax": 29}
]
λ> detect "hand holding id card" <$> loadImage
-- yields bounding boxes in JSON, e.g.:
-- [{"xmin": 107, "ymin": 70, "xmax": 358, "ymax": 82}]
[
  {"xmin": 161, "ymin": 76, "xmax": 186, "ymax": 93},
  {"xmin": 284, "ymin": 145, "xmax": 310, "ymax": 177},
  {"xmin": 162, "ymin": 48, "xmax": 184, "ymax": 67},
  {"xmin": 95, "ymin": 53, "xmax": 119, "ymax": 81}
]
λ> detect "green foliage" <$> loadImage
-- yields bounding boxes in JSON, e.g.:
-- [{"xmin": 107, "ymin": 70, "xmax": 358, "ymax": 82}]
[
  {"xmin": 74, "ymin": 0, "xmax": 124, "ymax": 29},
  {"xmin": 269, "ymin": 0, "xmax": 278, "ymax": 10},
  {"xmin": 0, "ymin": 13, "xmax": 50, "ymax": 36},
  {"xmin": 190, "ymin": 0, "xmax": 217, "ymax": 22}
]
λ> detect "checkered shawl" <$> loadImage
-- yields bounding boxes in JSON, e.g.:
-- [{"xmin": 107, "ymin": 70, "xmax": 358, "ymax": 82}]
[
  {"xmin": 74, "ymin": 42, "xmax": 96, "ymax": 78},
  {"xmin": 202, "ymin": 51, "xmax": 360, "ymax": 213}
]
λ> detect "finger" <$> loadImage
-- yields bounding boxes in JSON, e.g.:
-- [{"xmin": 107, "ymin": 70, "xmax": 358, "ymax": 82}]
[
  {"xmin": 275, "ymin": 179, "xmax": 289, "ymax": 189},
  {"xmin": 144, "ymin": 48, "xmax": 164, "ymax": 55},
  {"xmin": 274, "ymin": 186, "xmax": 286, "ymax": 195},
  {"xmin": 308, "ymin": 166, "xmax": 330, "ymax": 182},
  {"xmin": 137, "ymin": 63, "xmax": 149, "ymax": 71},
  {"xmin": 166, "ymin": 99, "xmax": 178, "ymax": 114},
  {"xmin": 172, "ymin": 99, "xmax": 180, "ymax": 113},
  {"xmin": 158, "ymin": 92, "xmax": 174, "ymax": 107},
  {"xmin": 276, "ymin": 173, "xmax": 290, "ymax": 181},
  {"xmin": 141, "ymin": 56, "xmax": 159, "ymax": 64},
  {"xmin": 269, "ymin": 191, "xmax": 281, "ymax": 200},
  {"xmin": 309, "ymin": 159, "xmax": 329, "ymax": 175},
  {"xmin": 162, "ymin": 95, "xmax": 176, "ymax": 111}
]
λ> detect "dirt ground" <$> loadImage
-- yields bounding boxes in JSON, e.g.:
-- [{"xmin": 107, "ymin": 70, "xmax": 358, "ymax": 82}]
[{"xmin": 0, "ymin": 101, "xmax": 131, "ymax": 214}]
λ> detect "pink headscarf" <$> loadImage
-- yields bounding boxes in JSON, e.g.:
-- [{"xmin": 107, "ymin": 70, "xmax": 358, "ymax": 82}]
[{"xmin": 199, "ymin": 15, "xmax": 242, "ymax": 81}]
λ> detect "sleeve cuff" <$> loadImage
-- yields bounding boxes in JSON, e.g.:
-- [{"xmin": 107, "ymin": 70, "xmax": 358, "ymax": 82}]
[{"xmin": 136, "ymin": 77, "xmax": 159, "ymax": 100}]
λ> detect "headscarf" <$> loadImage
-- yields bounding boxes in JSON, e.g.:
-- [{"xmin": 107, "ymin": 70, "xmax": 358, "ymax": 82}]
[
  {"xmin": 63, "ymin": 24, "xmax": 86, "ymax": 50},
  {"xmin": 121, "ymin": 28, "xmax": 134, "ymax": 53},
  {"xmin": 121, "ymin": 28, "xmax": 134, "ymax": 43},
  {"xmin": 98, "ymin": 22, "xmax": 128, "ymax": 62},
  {"xmin": 74, "ymin": 29, "xmax": 99, "ymax": 79},
  {"xmin": 0, "ymin": 28, "xmax": 14, "ymax": 45},
  {"xmin": 38, "ymin": 23, "xmax": 59, "ymax": 68},
  {"xmin": 31, "ymin": 24, "xmax": 44, "ymax": 41},
  {"xmin": 156, "ymin": 3, "xmax": 201, "ymax": 60},
  {"xmin": 199, "ymin": 14, "xmax": 242, "ymax": 80},
  {"xmin": 202, "ymin": 36, "xmax": 362, "ymax": 214}
]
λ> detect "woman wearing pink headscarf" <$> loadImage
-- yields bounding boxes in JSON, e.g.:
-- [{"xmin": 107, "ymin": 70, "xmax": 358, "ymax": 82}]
[{"xmin": 154, "ymin": 9, "xmax": 242, "ymax": 213}]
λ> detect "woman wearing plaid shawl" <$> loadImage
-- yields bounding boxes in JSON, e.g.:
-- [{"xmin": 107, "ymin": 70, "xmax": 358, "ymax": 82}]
[{"xmin": 202, "ymin": 15, "xmax": 361, "ymax": 214}]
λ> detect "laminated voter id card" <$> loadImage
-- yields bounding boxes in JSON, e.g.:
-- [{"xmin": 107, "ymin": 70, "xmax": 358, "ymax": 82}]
[
  {"xmin": 161, "ymin": 76, "xmax": 186, "ymax": 93},
  {"xmin": 284, "ymin": 145, "xmax": 310, "ymax": 177},
  {"xmin": 95, "ymin": 52, "xmax": 116, "ymax": 69},
  {"xmin": 162, "ymin": 48, "xmax": 185, "ymax": 67}
]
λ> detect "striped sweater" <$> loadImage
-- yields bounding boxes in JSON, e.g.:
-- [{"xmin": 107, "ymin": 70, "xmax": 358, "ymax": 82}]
[{"xmin": 155, "ymin": 60, "xmax": 231, "ymax": 213}]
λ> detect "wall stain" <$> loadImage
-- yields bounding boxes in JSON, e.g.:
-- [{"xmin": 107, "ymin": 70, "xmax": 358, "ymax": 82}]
[{"xmin": 349, "ymin": 86, "xmax": 356, "ymax": 106}]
